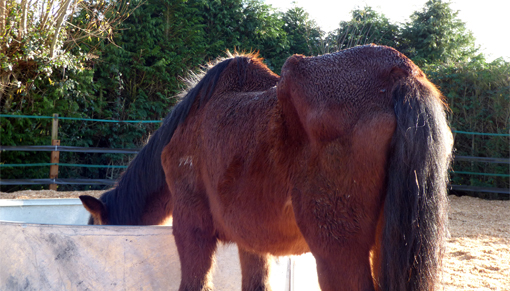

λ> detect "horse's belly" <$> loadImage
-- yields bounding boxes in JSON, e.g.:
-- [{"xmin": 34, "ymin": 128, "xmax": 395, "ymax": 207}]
[{"xmin": 212, "ymin": 195, "xmax": 310, "ymax": 256}]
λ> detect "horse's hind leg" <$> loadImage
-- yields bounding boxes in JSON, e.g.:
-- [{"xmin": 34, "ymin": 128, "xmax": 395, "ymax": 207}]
[
  {"xmin": 238, "ymin": 247, "xmax": 272, "ymax": 291},
  {"xmin": 172, "ymin": 201, "xmax": 217, "ymax": 291},
  {"xmin": 291, "ymin": 187, "xmax": 379, "ymax": 291}
]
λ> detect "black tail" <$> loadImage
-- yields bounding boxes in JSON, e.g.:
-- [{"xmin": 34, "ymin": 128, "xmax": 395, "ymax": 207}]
[
  {"xmin": 99, "ymin": 58, "xmax": 233, "ymax": 225},
  {"xmin": 381, "ymin": 77, "xmax": 453, "ymax": 290}
]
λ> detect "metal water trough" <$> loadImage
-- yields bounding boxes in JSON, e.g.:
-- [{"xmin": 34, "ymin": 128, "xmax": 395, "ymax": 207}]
[
  {"xmin": 0, "ymin": 198, "xmax": 90, "ymax": 225},
  {"xmin": 0, "ymin": 199, "xmax": 320, "ymax": 291}
]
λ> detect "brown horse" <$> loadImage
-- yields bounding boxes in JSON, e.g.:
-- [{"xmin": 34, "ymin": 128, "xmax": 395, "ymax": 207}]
[{"xmin": 80, "ymin": 45, "xmax": 453, "ymax": 291}]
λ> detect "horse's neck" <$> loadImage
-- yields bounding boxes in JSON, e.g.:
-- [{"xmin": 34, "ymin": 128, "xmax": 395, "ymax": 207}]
[
  {"xmin": 139, "ymin": 184, "xmax": 173, "ymax": 225},
  {"xmin": 104, "ymin": 138, "xmax": 169, "ymax": 225},
  {"xmin": 105, "ymin": 180, "xmax": 171, "ymax": 225}
]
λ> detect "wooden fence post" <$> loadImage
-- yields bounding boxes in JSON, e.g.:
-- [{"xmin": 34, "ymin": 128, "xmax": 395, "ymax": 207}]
[{"xmin": 49, "ymin": 114, "xmax": 60, "ymax": 191}]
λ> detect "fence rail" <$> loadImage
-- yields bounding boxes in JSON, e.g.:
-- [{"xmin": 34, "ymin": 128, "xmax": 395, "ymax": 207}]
[
  {"xmin": 454, "ymin": 156, "xmax": 509, "ymax": 164},
  {"xmin": 0, "ymin": 178, "xmax": 116, "ymax": 186},
  {"xmin": 0, "ymin": 145, "xmax": 139, "ymax": 154},
  {"xmin": 0, "ymin": 114, "xmax": 162, "ymax": 123},
  {"xmin": 2, "ymin": 114, "xmax": 509, "ymax": 136},
  {"xmin": 450, "ymin": 185, "xmax": 509, "ymax": 195}
]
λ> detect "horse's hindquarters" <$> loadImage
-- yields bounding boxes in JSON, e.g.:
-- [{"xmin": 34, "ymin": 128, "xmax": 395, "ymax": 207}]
[{"xmin": 287, "ymin": 113, "xmax": 396, "ymax": 291}]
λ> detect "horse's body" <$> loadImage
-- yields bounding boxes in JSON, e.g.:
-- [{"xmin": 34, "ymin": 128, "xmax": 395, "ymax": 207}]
[{"xmin": 80, "ymin": 45, "xmax": 453, "ymax": 291}]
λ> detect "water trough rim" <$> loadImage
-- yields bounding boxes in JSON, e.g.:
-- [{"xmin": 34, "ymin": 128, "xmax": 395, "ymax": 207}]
[
  {"xmin": 0, "ymin": 219, "xmax": 173, "ymax": 231},
  {"xmin": 0, "ymin": 198, "xmax": 84, "ymax": 207}
]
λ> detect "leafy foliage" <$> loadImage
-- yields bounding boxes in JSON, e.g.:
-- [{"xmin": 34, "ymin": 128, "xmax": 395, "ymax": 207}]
[
  {"xmin": 0, "ymin": 1, "xmax": 86, "ymax": 109},
  {"xmin": 282, "ymin": 5, "xmax": 324, "ymax": 57},
  {"xmin": 0, "ymin": 0, "xmax": 88, "ymax": 190},
  {"xmin": 424, "ymin": 57, "xmax": 510, "ymax": 191},
  {"xmin": 1, "ymin": 0, "xmax": 508, "ymax": 195},
  {"xmin": 400, "ymin": 0, "xmax": 477, "ymax": 66},
  {"xmin": 196, "ymin": 0, "xmax": 290, "ymax": 72},
  {"xmin": 324, "ymin": 6, "xmax": 400, "ymax": 53}
]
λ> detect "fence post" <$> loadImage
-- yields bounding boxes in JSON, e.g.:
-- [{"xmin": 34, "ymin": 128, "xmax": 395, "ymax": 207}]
[{"xmin": 49, "ymin": 114, "xmax": 60, "ymax": 191}]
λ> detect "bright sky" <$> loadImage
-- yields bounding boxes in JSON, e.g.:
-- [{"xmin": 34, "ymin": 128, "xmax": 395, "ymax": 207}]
[{"xmin": 264, "ymin": 0, "xmax": 510, "ymax": 61}]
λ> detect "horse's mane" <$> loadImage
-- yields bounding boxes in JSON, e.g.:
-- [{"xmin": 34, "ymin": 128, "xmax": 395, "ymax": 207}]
[
  {"xmin": 99, "ymin": 56, "xmax": 241, "ymax": 225},
  {"xmin": 178, "ymin": 51, "xmax": 268, "ymax": 98}
]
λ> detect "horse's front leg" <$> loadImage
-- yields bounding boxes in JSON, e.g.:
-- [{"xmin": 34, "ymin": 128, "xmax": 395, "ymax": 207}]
[
  {"xmin": 238, "ymin": 247, "xmax": 272, "ymax": 291},
  {"xmin": 173, "ymin": 201, "xmax": 217, "ymax": 291}
]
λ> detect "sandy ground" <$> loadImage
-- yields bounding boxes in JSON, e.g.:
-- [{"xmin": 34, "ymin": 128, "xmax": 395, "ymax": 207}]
[
  {"xmin": 0, "ymin": 189, "xmax": 105, "ymax": 199},
  {"xmin": 442, "ymin": 195, "xmax": 509, "ymax": 291},
  {"xmin": 1, "ymin": 190, "xmax": 509, "ymax": 290}
]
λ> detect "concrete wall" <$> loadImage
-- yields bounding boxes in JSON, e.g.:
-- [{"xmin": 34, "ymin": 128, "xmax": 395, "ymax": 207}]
[{"xmin": 0, "ymin": 199, "xmax": 321, "ymax": 291}]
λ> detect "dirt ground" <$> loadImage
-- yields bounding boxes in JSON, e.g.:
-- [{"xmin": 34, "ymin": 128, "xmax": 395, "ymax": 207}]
[
  {"xmin": 442, "ymin": 195, "xmax": 509, "ymax": 291},
  {"xmin": 1, "ymin": 190, "xmax": 509, "ymax": 290}
]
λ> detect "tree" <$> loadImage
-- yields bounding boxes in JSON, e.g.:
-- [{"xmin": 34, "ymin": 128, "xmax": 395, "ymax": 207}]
[
  {"xmin": 0, "ymin": 0, "xmax": 137, "ymax": 103},
  {"xmin": 197, "ymin": 0, "xmax": 289, "ymax": 72},
  {"xmin": 198, "ymin": 0, "xmax": 245, "ymax": 59},
  {"xmin": 0, "ymin": 0, "xmax": 139, "ymax": 191},
  {"xmin": 92, "ymin": 0, "xmax": 206, "ymax": 121},
  {"xmin": 323, "ymin": 6, "xmax": 400, "ymax": 54},
  {"xmin": 237, "ymin": 0, "xmax": 289, "ymax": 71},
  {"xmin": 400, "ymin": 0, "xmax": 477, "ymax": 66},
  {"xmin": 282, "ymin": 4, "xmax": 324, "ymax": 56},
  {"xmin": 425, "ymin": 57, "xmax": 510, "ymax": 191}
]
